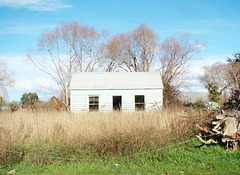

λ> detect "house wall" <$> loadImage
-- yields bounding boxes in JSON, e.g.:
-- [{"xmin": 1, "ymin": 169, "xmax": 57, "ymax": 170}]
[{"xmin": 70, "ymin": 89, "xmax": 163, "ymax": 113}]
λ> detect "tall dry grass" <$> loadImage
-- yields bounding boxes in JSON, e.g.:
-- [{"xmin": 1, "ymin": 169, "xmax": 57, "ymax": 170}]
[{"xmin": 0, "ymin": 108, "xmax": 207, "ymax": 160}]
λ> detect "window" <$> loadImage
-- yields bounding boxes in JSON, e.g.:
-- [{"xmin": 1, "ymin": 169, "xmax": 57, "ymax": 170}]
[
  {"xmin": 135, "ymin": 95, "xmax": 145, "ymax": 111},
  {"xmin": 89, "ymin": 96, "xmax": 99, "ymax": 111}
]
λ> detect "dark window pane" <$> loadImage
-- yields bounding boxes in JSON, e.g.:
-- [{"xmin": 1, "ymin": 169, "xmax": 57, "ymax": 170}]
[
  {"xmin": 89, "ymin": 96, "xmax": 99, "ymax": 111},
  {"xmin": 135, "ymin": 95, "xmax": 145, "ymax": 111},
  {"xmin": 135, "ymin": 104, "xmax": 145, "ymax": 111},
  {"xmin": 89, "ymin": 105, "xmax": 99, "ymax": 111},
  {"xmin": 135, "ymin": 95, "xmax": 144, "ymax": 103}
]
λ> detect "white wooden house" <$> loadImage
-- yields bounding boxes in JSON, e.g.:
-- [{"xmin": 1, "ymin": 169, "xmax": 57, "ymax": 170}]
[{"xmin": 70, "ymin": 72, "xmax": 163, "ymax": 112}]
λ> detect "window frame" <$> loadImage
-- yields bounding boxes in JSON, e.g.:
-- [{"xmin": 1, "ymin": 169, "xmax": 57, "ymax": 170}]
[
  {"xmin": 135, "ymin": 95, "xmax": 145, "ymax": 111},
  {"xmin": 89, "ymin": 96, "xmax": 99, "ymax": 111}
]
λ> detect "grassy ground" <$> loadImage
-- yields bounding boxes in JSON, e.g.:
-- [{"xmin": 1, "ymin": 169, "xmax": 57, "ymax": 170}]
[
  {"xmin": 1, "ymin": 140, "xmax": 240, "ymax": 175},
  {"xmin": 1, "ymin": 109, "xmax": 238, "ymax": 174}
]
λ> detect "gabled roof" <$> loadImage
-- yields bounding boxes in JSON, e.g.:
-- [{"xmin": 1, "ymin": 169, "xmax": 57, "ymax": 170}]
[{"xmin": 70, "ymin": 72, "xmax": 163, "ymax": 90}]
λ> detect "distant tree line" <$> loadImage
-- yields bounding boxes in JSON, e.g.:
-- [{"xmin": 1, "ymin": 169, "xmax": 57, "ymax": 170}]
[{"xmin": 19, "ymin": 92, "xmax": 64, "ymax": 110}]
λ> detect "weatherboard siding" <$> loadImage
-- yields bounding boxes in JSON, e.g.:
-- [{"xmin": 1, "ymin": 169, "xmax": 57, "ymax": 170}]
[
  {"xmin": 145, "ymin": 89, "xmax": 163, "ymax": 110},
  {"xmin": 70, "ymin": 91, "xmax": 88, "ymax": 112},
  {"xmin": 70, "ymin": 89, "xmax": 163, "ymax": 112}
]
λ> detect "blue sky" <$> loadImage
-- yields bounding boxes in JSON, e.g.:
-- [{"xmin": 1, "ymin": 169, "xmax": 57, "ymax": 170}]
[{"xmin": 0, "ymin": 0, "xmax": 239, "ymax": 101}]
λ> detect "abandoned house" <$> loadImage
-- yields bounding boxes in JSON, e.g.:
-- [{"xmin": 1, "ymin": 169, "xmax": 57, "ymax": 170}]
[{"xmin": 70, "ymin": 72, "xmax": 163, "ymax": 112}]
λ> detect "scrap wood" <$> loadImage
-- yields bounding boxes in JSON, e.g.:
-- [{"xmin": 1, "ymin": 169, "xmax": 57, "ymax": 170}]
[
  {"xmin": 196, "ymin": 124, "xmax": 214, "ymax": 135},
  {"xmin": 196, "ymin": 109, "xmax": 240, "ymax": 151}
]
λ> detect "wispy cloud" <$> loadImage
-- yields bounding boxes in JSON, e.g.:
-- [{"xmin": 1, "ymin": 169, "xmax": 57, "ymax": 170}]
[
  {"xmin": 181, "ymin": 19, "xmax": 240, "ymax": 28},
  {"xmin": 0, "ymin": 0, "xmax": 72, "ymax": 11},
  {"xmin": 180, "ymin": 54, "xmax": 232, "ymax": 97},
  {"xmin": 15, "ymin": 78, "xmax": 34, "ymax": 91},
  {"xmin": 170, "ymin": 19, "xmax": 240, "ymax": 35},
  {"xmin": 0, "ymin": 22, "xmax": 56, "ymax": 35},
  {"xmin": 193, "ymin": 44, "xmax": 206, "ymax": 51},
  {"xmin": 34, "ymin": 77, "xmax": 57, "ymax": 91}
]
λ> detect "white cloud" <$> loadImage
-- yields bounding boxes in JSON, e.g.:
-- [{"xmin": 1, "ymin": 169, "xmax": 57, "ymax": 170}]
[
  {"xmin": 193, "ymin": 44, "xmax": 206, "ymax": 51},
  {"xmin": 15, "ymin": 78, "xmax": 34, "ymax": 90},
  {"xmin": 188, "ymin": 54, "xmax": 229, "ymax": 77},
  {"xmin": 181, "ymin": 54, "xmax": 229, "ymax": 96},
  {"xmin": 185, "ymin": 78, "xmax": 202, "ymax": 85},
  {"xmin": 181, "ymin": 85, "xmax": 208, "ymax": 93},
  {"xmin": 34, "ymin": 77, "xmax": 56, "ymax": 91},
  {"xmin": 0, "ymin": 0, "xmax": 72, "ymax": 11},
  {"xmin": 0, "ymin": 23, "xmax": 56, "ymax": 35}
]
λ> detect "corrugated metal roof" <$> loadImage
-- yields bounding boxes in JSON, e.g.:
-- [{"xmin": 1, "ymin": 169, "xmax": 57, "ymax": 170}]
[{"xmin": 70, "ymin": 72, "xmax": 163, "ymax": 90}]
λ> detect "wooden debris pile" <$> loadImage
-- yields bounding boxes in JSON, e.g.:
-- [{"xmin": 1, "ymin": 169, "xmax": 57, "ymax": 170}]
[{"xmin": 196, "ymin": 109, "xmax": 240, "ymax": 151}]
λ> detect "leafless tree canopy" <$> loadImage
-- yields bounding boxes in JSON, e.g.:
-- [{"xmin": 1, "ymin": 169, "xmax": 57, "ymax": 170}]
[
  {"xmin": 200, "ymin": 63, "xmax": 226, "ymax": 88},
  {"xmin": 226, "ymin": 59, "xmax": 240, "ymax": 92},
  {"xmin": 27, "ymin": 22, "xmax": 108, "ymax": 107},
  {"xmin": 105, "ymin": 24, "xmax": 159, "ymax": 72},
  {"xmin": 158, "ymin": 33, "xmax": 201, "ymax": 89},
  {"xmin": 0, "ymin": 58, "xmax": 15, "ymax": 100}
]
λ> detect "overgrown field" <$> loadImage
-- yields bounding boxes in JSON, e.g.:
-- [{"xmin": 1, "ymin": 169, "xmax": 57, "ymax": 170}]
[{"xmin": 1, "ymin": 108, "xmax": 239, "ymax": 174}]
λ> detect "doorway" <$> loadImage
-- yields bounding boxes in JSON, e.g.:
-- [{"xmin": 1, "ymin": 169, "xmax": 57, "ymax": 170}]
[{"xmin": 113, "ymin": 96, "xmax": 122, "ymax": 111}]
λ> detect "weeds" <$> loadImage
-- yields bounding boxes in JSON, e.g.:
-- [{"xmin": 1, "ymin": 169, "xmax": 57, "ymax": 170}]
[{"xmin": 0, "ymin": 108, "xmax": 207, "ymax": 165}]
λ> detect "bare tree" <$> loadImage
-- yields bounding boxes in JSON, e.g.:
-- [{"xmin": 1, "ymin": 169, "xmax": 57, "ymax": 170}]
[
  {"xmin": 200, "ymin": 62, "xmax": 227, "ymax": 88},
  {"xmin": 226, "ymin": 53, "xmax": 240, "ymax": 93},
  {"xmin": 200, "ymin": 53, "xmax": 240, "ymax": 99},
  {"xmin": 158, "ymin": 33, "xmax": 201, "ymax": 89},
  {"xmin": 27, "ymin": 22, "xmax": 107, "ymax": 108},
  {"xmin": 0, "ymin": 58, "xmax": 14, "ymax": 100},
  {"xmin": 157, "ymin": 33, "xmax": 201, "ymax": 105},
  {"xmin": 105, "ymin": 24, "xmax": 159, "ymax": 72}
]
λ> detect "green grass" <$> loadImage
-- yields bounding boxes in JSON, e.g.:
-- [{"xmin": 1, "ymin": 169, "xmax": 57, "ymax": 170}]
[{"xmin": 1, "ymin": 139, "xmax": 240, "ymax": 175}]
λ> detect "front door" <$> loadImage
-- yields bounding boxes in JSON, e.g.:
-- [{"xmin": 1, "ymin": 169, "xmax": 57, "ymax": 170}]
[{"xmin": 113, "ymin": 96, "xmax": 122, "ymax": 111}]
